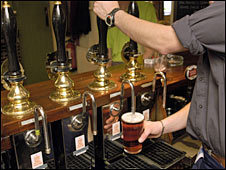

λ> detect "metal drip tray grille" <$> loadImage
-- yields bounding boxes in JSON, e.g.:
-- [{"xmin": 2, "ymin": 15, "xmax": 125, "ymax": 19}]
[
  {"xmin": 142, "ymin": 140, "xmax": 186, "ymax": 168},
  {"xmin": 47, "ymin": 159, "xmax": 56, "ymax": 169},
  {"xmin": 66, "ymin": 154, "xmax": 91, "ymax": 169},
  {"xmin": 86, "ymin": 139, "xmax": 123, "ymax": 161},
  {"xmin": 105, "ymin": 155, "xmax": 159, "ymax": 169}
]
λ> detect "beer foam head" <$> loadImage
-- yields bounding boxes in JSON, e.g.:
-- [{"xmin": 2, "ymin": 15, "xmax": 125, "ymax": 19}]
[{"xmin": 121, "ymin": 112, "xmax": 144, "ymax": 124}]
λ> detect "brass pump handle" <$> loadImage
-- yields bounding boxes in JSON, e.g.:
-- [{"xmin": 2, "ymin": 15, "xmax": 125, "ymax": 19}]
[
  {"xmin": 128, "ymin": 1, "xmax": 139, "ymax": 53},
  {"xmin": 97, "ymin": 16, "xmax": 108, "ymax": 61},
  {"xmin": 52, "ymin": 1, "xmax": 67, "ymax": 64},
  {"xmin": 1, "ymin": 1, "xmax": 21, "ymax": 76}
]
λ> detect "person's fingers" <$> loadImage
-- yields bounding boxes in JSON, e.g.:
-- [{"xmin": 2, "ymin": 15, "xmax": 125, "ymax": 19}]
[
  {"xmin": 138, "ymin": 127, "xmax": 150, "ymax": 143},
  {"xmin": 107, "ymin": 128, "xmax": 112, "ymax": 133},
  {"xmin": 105, "ymin": 116, "xmax": 115, "ymax": 124},
  {"xmin": 138, "ymin": 121, "xmax": 162, "ymax": 143},
  {"xmin": 104, "ymin": 123, "xmax": 112, "ymax": 130}
]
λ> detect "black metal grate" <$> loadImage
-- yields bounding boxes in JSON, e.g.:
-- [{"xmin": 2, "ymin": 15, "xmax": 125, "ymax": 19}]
[
  {"xmin": 47, "ymin": 159, "xmax": 56, "ymax": 169},
  {"xmin": 86, "ymin": 139, "xmax": 123, "ymax": 162},
  {"xmin": 142, "ymin": 140, "xmax": 186, "ymax": 168},
  {"xmin": 66, "ymin": 153, "xmax": 91, "ymax": 169},
  {"xmin": 105, "ymin": 155, "xmax": 159, "ymax": 169}
]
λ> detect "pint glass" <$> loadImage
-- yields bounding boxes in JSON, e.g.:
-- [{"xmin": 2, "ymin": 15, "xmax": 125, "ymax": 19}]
[{"xmin": 121, "ymin": 112, "xmax": 144, "ymax": 154}]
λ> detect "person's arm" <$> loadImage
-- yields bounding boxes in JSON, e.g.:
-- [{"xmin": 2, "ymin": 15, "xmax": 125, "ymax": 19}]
[
  {"xmin": 143, "ymin": 47, "xmax": 155, "ymax": 59},
  {"xmin": 93, "ymin": 1, "xmax": 188, "ymax": 55},
  {"xmin": 114, "ymin": 10, "xmax": 187, "ymax": 55},
  {"xmin": 139, "ymin": 102, "xmax": 191, "ymax": 143}
]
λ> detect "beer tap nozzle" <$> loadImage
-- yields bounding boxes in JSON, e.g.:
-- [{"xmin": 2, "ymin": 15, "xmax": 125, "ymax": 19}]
[
  {"xmin": 35, "ymin": 105, "xmax": 51, "ymax": 154},
  {"xmin": 24, "ymin": 105, "xmax": 51, "ymax": 154},
  {"xmin": 110, "ymin": 80, "xmax": 136, "ymax": 117},
  {"xmin": 152, "ymin": 72, "xmax": 167, "ymax": 109},
  {"xmin": 120, "ymin": 80, "xmax": 136, "ymax": 114},
  {"xmin": 82, "ymin": 91, "xmax": 97, "ymax": 136},
  {"xmin": 71, "ymin": 91, "xmax": 97, "ymax": 135}
]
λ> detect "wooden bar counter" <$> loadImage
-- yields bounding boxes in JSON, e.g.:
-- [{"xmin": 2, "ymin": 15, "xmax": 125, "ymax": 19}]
[{"xmin": 1, "ymin": 58, "xmax": 197, "ymax": 151}]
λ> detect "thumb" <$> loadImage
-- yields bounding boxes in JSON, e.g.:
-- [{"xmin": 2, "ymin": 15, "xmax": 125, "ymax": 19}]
[{"xmin": 138, "ymin": 129, "xmax": 149, "ymax": 143}]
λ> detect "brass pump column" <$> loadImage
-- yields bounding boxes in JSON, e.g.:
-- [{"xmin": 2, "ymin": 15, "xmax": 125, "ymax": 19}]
[
  {"xmin": 48, "ymin": 1, "xmax": 80, "ymax": 103},
  {"xmin": 120, "ymin": 1, "xmax": 146, "ymax": 82},
  {"xmin": 1, "ymin": 1, "xmax": 36, "ymax": 118},
  {"xmin": 86, "ymin": 17, "xmax": 117, "ymax": 91}
]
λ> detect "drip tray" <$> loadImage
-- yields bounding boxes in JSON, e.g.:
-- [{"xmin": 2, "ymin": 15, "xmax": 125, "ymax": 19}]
[
  {"xmin": 66, "ymin": 153, "xmax": 91, "ymax": 169},
  {"xmin": 47, "ymin": 159, "xmax": 56, "ymax": 169},
  {"xmin": 141, "ymin": 139, "xmax": 186, "ymax": 169},
  {"xmin": 105, "ymin": 155, "xmax": 159, "ymax": 169},
  {"xmin": 85, "ymin": 139, "xmax": 124, "ymax": 163}
]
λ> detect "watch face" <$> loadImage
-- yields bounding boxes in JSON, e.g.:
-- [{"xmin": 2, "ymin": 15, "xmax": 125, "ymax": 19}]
[{"xmin": 106, "ymin": 15, "xmax": 113, "ymax": 26}]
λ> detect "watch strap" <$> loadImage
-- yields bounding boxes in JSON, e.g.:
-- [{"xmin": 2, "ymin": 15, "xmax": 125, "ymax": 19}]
[{"xmin": 105, "ymin": 8, "xmax": 120, "ymax": 27}]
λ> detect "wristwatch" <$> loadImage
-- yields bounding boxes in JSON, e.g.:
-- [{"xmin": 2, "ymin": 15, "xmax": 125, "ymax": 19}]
[{"xmin": 105, "ymin": 8, "xmax": 120, "ymax": 27}]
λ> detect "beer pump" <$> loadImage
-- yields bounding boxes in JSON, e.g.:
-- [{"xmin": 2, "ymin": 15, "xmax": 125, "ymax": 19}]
[
  {"xmin": 12, "ymin": 105, "xmax": 53, "ymax": 169},
  {"xmin": 1, "ymin": 1, "xmax": 36, "ymax": 118},
  {"xmin": 110, "ymin": 80, "xmax": 136, "ymax": 118},
  {"xmin": 1, "ymin": 2, "xmax": 52, "ymax": 168},
  {"xmin": 120, "ymin": 1, "xmax": 146, "ymax": 82},
  {"xmin": 86, "ymin": 17, "xmax": 117, "ymax": 91},
  {"xmin": 47, "ymin": 1, "xmax": 80, "ymax": 103},
  {"xmin": 69, "ymin": 91, "xmax": 104, "ymax": 169}
]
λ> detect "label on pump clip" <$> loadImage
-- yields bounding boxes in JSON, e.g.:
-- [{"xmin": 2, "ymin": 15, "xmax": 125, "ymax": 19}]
[
  {"xmin": 30, "ymin": 151, "xmax": 47, "ymax": 169},
  {"xmin": 110, "ymin": 121, "xmax": 122, "ymax": 141},
  {"xmin": 73, "ymin": 135, "xmax": 89, "ymax": 156},
  {"xmin": 143, "ymin": 109, "xmax": 150, "ymax": 120}
]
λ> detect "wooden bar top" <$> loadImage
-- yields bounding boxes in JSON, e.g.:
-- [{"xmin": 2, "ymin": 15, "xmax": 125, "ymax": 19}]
[{"xmin": 1, "ymin": 62, "xmax": 192, "ymax": 138}]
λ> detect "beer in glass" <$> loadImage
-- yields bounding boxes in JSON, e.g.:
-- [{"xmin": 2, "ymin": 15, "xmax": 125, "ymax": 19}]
[{"xmin": 121, "ymin": 112, "xmax": 144, "ymax": 154}]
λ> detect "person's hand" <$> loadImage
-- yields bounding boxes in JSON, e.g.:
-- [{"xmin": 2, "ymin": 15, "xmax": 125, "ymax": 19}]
[
  {"xmin": 104, "ymin": 114, "xmax": 119, "ymax": 133},
  {"xmin": 93, "ymin": 1, "xmax": 120, "ymax": 20},
  {"xmin": 138, "ymin": 120, "xmax": 163, "ymax": 143},
  {"xmin": 209, "ymin": 1, "xmax": 214, "ymax": 5},
  {"xmin": 103, "ymin": 102, "xmax": 120, "ymax": 133}
]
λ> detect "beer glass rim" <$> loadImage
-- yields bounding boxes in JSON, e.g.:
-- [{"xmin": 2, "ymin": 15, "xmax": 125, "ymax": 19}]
[{"xmin": 121, "ymin": 112, "xmax": 144, "ymax": 124}]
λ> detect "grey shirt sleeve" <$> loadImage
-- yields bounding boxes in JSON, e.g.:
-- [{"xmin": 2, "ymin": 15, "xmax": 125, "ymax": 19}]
[{"xmin": 172, "ymin": 1, "xmax": 225, "ymax": 55}]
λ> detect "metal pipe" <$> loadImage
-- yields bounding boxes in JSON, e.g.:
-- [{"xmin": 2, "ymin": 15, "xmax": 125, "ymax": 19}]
[
  {"xmin": 34, "ymin": 105, "xmax": 51, "ymax": 154},
  {"xmin": 82, "ymin": 91, "xmax": 97, "ymax": 135},
  {"xmin": 152, "ymin": 71, "xmax": 167, "ymax": 108},
  {"xmin": 120, "ymin": 80, "xmax": 136, "ymax": 114}
]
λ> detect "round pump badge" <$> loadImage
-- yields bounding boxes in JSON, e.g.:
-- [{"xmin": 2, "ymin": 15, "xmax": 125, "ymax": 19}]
[{"xmin": 185, "ymin": 65, "xmax": 197, "ymax": 80}]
